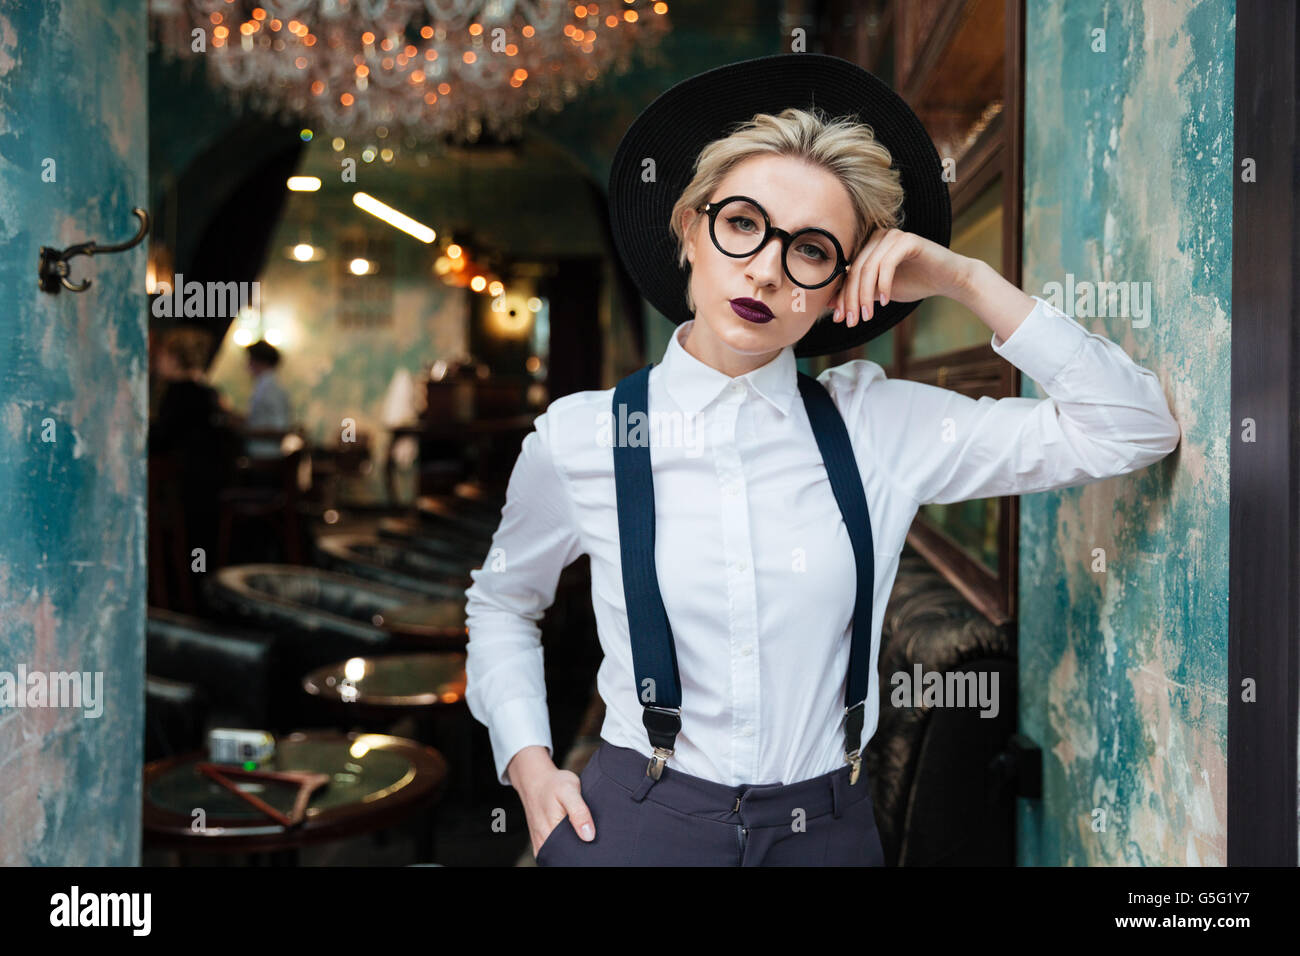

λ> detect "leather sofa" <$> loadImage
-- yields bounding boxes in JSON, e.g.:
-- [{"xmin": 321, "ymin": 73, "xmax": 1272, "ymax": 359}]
[
  {"xmin": 144, "ymin": 674, "xmax": 207, "ymax": 763},
  {"xmin": 314, "ymin": 532, "xmax": 472, "ymax": 596},
  {"xmin": 145, "ymin": 606, "xmax": 279, "ymax": 752},
  {"xmin": 864, "ymin": 545, "xmax": 1017, "ymax": 865}
]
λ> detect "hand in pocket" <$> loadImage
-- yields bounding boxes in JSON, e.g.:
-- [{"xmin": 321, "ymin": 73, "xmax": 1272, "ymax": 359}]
[{"xmin": 524, "ymin": 767, "xmax": 596, "ymax": 857}]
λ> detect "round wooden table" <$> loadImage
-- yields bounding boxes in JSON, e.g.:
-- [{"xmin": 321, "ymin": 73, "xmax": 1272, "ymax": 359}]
[
  {"xmin": 302, "ymin": 652, "xmax": 467, "ymax": 713},
  {"xmin": 302, "ymin": 653, "xmax": 476, "ymax": 804},
  {"xmin": 142, "ymin": 731, "xmax": 447, "ymax": 859},
  {"xmin": 374, "ymin": 598, "xmax": 468, "ymax": 650}
]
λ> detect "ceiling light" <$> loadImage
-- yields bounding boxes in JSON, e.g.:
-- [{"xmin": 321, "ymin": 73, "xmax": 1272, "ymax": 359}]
[{"xmin": 352, "ymin": 192, "xmax": 435, "ymax": 243}]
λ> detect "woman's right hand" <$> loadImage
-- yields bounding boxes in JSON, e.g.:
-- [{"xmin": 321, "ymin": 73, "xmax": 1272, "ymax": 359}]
[{"xmin": 509, "ymin": 745, "xmax": 597, "ymax": 856}]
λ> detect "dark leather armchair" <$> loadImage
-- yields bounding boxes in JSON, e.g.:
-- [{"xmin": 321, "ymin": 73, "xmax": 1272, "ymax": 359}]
[
  {"xmin": 203, "ymin": 563, "xmax": 428, "ymax": 665},
  {"xmin": 864, "ymin": 546, "xmax": 1018, "ymax": 865},
  {"xmin": 145, "ymin": 607, "xmax": 279, "ymax": 747},
  {"xmin": 144, "ymin": 675, "xmax": 208, "ymax": 763},
  {"xmin": 314, "ymin": 532, "xmax": 473, "ymax": 596}
]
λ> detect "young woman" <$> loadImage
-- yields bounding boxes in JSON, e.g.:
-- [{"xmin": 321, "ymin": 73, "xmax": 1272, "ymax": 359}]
[{"xmin": 464, "ymin": 54, "xmax": 1181, "ymax": 866}]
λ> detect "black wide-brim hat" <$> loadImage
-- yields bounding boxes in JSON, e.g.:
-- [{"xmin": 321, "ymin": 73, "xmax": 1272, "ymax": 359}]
[{"xmin": 609, "ymin": 53, "xmax": 952, "ymax": 358}]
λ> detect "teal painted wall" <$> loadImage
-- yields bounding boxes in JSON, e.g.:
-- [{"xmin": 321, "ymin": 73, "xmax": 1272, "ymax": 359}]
[
  {"xmin": 1018, "ymin": 1, "xmax": 1231, "ymax": 865},
  {"xmin": 0, "ymin": 0, "xmax": 149, "ymax": 864}
]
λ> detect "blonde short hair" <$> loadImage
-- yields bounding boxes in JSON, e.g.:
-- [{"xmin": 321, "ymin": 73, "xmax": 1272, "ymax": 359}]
[{"xmin": 669, "ymin": 106, "xmax": 905, "ymax": 314}]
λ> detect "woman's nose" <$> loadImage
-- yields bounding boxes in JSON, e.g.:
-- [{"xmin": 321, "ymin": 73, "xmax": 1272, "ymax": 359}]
[{"xmin": 744, "ymin": 234, "xmax": 784, "ymax": 287}]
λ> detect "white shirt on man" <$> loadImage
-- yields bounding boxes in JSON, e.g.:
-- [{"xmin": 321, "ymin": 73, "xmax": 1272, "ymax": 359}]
[{"xmin": 246, "ymin": 370, "xmax": 291, "ymax": 458}]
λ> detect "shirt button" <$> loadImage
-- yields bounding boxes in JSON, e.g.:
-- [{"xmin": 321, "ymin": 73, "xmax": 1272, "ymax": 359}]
[
  {"xmin": 740, "ymin": 644, "xmax": 753, "ymax": 656},
  {"xmin": 722, "ymin": 485, "xmax": 737, "ymax": 496},
  {"xmin": 730, "ymin": 381, "xmax": 744, "ymax": 393},
  {"xmin": 740, "ymin": 725, "xmax": 753, "ymax": 737},
  {"xmin": 736, "ymin": 559, "xmax": 748, "ymax": 572}
]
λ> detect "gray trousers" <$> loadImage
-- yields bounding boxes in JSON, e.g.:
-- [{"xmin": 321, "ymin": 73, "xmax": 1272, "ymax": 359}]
[{"xmin": 535, "ymin": 741, "xmax": 885, "ymax": 866}]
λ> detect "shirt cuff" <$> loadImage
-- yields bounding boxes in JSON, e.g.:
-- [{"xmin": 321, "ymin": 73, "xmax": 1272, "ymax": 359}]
[
  {"xmin": 990, "ymin": 294, "xmax": 1090, "ymax": 385},
  {"xmin": 487, "ymin": 696, "xmax": 554, "ymax": 787}
]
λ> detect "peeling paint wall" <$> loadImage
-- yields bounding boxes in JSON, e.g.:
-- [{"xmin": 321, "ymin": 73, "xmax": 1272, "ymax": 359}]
[
  {"xmin": 0, "ymin": 0, "xmax": 148, "ymax": 864},
  {"xmin": 1019, "ymin": 1, "xmax": 1232, "ymax": 865}
]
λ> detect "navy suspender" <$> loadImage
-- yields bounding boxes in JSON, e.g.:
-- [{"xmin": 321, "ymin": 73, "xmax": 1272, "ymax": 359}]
[{"xmin": 611, "ymin": 362, "xmax": 875, "ymax": 788}]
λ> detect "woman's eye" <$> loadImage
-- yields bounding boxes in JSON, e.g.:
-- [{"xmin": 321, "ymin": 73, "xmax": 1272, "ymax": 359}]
[
  {"xmin": 797, "ymin": 244, "xmax": 829, "ymax": 261},
  {"xmin": 726, "ymin": 216, "xmax": 758, "ymax": 233}
]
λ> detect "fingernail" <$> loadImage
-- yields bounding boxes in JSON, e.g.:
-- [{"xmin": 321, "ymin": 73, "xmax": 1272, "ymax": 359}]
[
  {"xmin": 846, "ymin": 310, "xmax": 854, "ymax": 324},
  {"xmin": 880, "ymin": 294, "xmax": 888, "ymax": 306},
  {"xmin": 581, "ymin": 823, "xmax": 594, "ymax": 840}
]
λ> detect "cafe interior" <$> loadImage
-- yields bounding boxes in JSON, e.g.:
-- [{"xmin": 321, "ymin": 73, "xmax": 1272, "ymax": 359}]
[
  {"xmin": 134, "ymin": 0, "xmax": 1030, "ymax": 867},
  {"xmin": 3, "ymin": 0, "xmax": 1248, "ymax": 870}
]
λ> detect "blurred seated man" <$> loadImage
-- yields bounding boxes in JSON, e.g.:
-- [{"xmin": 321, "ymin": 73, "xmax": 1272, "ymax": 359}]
[
  {"xmin": 244, "ymin": 340, "xmax": 292, "ymax": 459},
  {"xmin": 149, "ymin": 327, "xmax": 238, "ymax": 560}
]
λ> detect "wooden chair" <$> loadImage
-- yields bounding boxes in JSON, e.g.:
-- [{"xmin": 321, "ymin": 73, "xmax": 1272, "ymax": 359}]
[{"xmin": 216, "ymin": 445, "xmax": 307, "ymax": 568}]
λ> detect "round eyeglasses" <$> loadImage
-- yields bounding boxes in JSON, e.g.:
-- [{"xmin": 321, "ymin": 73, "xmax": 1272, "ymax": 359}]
[{"xmin": 696, "ymin": 195, "xmax": 852, "ymax": 290}]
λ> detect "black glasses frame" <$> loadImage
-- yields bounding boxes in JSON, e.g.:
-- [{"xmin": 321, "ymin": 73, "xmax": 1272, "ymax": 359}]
[{"xmin": 696, "ymin": 195, "xmax": 852, "ymax": 290}]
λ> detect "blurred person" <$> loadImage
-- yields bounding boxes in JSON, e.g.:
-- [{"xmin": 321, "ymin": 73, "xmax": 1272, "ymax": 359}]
[
  {"xmin": 243, "ymin": 339, "xmax": 292, "ymax": 459},
  {"xmin": 149, "ymin": 327, "xmax": 238, "ymax": 567}
]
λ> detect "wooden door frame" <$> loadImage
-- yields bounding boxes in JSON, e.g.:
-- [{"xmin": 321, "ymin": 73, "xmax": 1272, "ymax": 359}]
[{"xmin": 1230, "ymin": 0, "xmax": 1299, "ymax": 866}]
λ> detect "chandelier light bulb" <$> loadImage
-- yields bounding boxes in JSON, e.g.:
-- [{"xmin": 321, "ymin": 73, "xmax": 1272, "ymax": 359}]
[{"xmin": 148, "ymin": 0, "xmax": 672, "ymax": 145}]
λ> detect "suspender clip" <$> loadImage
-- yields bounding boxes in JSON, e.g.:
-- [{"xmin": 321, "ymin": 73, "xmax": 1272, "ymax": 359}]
[
  {"xmin": 844, "ymin": 700, "xmax": 866, "ymax": 786},
  {"xmin": 647, "ymin": 747, "xmax": 673, "ymax": 780},
  {"xmin": 642, "ymin": 705, "xmax": 681, "ymax": 780}
]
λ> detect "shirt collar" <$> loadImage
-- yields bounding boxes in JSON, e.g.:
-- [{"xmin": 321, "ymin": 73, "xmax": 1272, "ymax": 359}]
[{"xmin": 659, "ymin": 319, "xmax": 799, "ymax": 417}]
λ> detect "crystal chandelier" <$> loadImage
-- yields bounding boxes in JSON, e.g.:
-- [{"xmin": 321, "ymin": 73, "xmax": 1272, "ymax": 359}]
[{"xmin": 150, "ymin": 0, "xmax": 671, "ymax": 143}]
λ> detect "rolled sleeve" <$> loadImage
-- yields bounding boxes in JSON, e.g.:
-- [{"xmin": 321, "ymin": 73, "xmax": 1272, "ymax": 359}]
[{"xmin": 464, "ymin": 408, "xmax": 584, "ymax": 787}]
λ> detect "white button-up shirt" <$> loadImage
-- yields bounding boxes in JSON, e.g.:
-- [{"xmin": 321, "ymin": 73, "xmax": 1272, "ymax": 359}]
[
  {"xmin": 464, "ymin": 295, "xmax": 1181, "ymax": 787},
  {"xmin": 246, "ymin": 371, "xmax": 292, "ymax": 459}
]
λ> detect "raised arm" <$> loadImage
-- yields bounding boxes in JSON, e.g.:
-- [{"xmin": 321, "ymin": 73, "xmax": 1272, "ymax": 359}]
[{"xmin": 822, "ymin": 273, "xmax": 1181, "ymax": 505}]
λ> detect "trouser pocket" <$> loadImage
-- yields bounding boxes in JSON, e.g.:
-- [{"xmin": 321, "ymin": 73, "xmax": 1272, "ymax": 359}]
[{"xmin": 535, "ymin": 754, "xmax": 611, "ymax": 866}]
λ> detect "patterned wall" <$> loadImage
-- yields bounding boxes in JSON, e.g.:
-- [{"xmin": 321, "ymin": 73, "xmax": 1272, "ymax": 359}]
[
  {"xmin": 1018, "ymin": 0, "xmax": 1232, "ymax": 865},
  {"xmin": 0, "ymin": 0, "xmax": 148, "ymax": 865},
  {"xmin": 207, "ymin": 164, "xmax": 471, "ymax": 505}
]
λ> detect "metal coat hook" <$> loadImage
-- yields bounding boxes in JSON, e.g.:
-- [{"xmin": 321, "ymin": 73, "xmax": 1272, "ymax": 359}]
[{"xmin": 38, "ymin": 207, "xmax": 150, "ymax": 294}]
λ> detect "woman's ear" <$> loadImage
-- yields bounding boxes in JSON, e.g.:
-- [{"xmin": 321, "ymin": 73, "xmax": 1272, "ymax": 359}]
[{"xmin": 682, "ymin": 208, "xmax": 698, "ymax": 266}]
